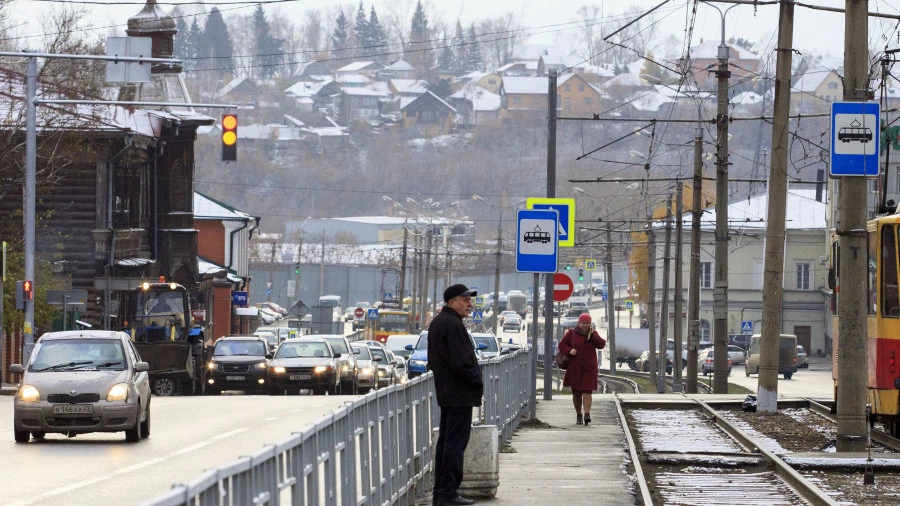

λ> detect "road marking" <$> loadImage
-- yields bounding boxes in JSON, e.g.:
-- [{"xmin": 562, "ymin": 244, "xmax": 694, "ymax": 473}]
[
  {"xmin": 263, "ymin": 416, "xmax": 280, "ymax": 421},
  {"xmin": 114, "ymin": 457, "xmax": 167, "ymax": 474},
  {"xmin": 211, "ymin": 427, "xmax": 249, "ymax": 441},
  {"xmin": 20, "ymin": 476, "xmax": 109, "ymax": 504},
  {"xmin": 170, "ymin": 441, "xmax": 211, "ymax": 456}
]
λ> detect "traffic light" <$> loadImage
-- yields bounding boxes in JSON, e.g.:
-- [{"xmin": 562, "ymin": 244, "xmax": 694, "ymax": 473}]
[
  {"xmin": 578, "ymin": 268, "xmax": 584, "ymax": 281},
  {"xmin": 221, "ymin": 113, "xmax": 238, "ymax": 161},
  {"xmin": 23, "ymin": 280, "xmax": 33, "ymax": 300},
  {"xmin": 294, "ymin": 263, "xmax": 300, "ymax": 275},
  {"xmin": 565, "ymin": 265, "xmax": 571, "ymax": 271}
]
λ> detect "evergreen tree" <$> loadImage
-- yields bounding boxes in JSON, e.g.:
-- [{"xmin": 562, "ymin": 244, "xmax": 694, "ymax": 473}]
[
  {"xmin": 437, "ymin": 31, "xmax": 453, "ymax": 72},
  {"xmin": 354, "ymin": 1, "xmax": 369, "ymax": 58},
  {"xmin": 185, "ymin": 17, "xmax": 207, "ymax": 72},
  {"xmin": 204, "ymin": 7, "xmax": 234, "ymax": 75},
  {"xmin": 428, "ymin": 77, "xmax": 452, "ymax": 99},
  {"xmin": 332, "ymin": 9, "xmax": 351, "ymax": 62},
  {"xmin": 451, "ymin": 22, "xmax": 466, "ymax": 75},
  {"xmin": 407, "ymin": 1, "xmax": 432, "ymax": 70},
  {"xmin": 368, "ymin": 6, "xmax": 387, "ymax": 64},
  {"xmin": 174, "ymin": 14, "xmax": 188, "ymax": 60},
  {"xmin": 465, "ymin": 24, "xmax": 483, "ymax": 72},
  {"xmin": 252, "ymin": 4, "xmax": 283, "ymax": 79}
]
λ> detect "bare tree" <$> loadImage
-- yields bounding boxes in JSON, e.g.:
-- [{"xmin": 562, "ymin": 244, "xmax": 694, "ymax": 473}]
[
  {"xmin": 478, "ymin": 12, "xmax": 524, "ymax": 70},
  {"xmin": 301, "ymin": 10, "xmax": 326, "ymax": 62}
]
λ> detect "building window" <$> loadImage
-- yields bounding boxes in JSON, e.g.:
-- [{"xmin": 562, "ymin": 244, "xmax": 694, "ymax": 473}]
[
  {"xmin": 796, "ymin": 263, "xmax": 811, "ymax": 290},
  {"xmin": 513, "ymin": 96, "xmax": 521, "ymax": 105},
  {"xmin": 579, "ymin": 84, "xmax": 585, "ymax": 92},
  {"xmin": 564, "ymin": 84, "xmax": 571, "ymax": 92},
  {"xmin": 564, "ymin": 97, "xmax": 571, "ymax": 109},
  {"xmin": 488, "ymin": 79, "xmax": 497, "ymax": 85},
  {"xmin": 754, "ymin": 261, "xmax": 764, "ymax": 290},
  {"xmin": 700, "ymin": 261, "xmax": 712, "ymax": 288},
  {"xmin": 584, "ymin": 97, "xmax": 592, "ymax": 105},
  {"xmin": 421, "ymin": 110, "xmax": 435, "ymax": 123},
  {"xmin": 828, "ymin": 81, "xmax": 839, "ymax": 89},
  {"xmin": 700, "ymin": 319, "xmax": 711, "ymax": 342}
]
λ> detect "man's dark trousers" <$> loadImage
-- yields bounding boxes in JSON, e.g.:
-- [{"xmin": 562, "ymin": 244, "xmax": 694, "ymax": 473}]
[{"xmin": 433, "ymin": 405, "xmax": 473, "ymax": 500}]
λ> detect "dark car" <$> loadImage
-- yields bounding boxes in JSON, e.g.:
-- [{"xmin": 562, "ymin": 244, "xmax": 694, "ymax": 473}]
[
  {"xmin": 320, "ymin": 335, "xmax": 359, "ymax": 394},
  {"xmin": 268, "ymin": 338, "xmax": 342, "ymax": 395},
  {"xmin": 728, "ymin": 334, "xmax": 752, "ymax": 352},
  {"xmin": 206, "ymin": 336, "xmax": 271, "ymax": 395}
]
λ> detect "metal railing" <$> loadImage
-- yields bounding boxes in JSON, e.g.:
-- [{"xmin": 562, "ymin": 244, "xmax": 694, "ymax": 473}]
[{"xmin": 143, "ymin": 348, "xmax": 532, "ymax": 506}]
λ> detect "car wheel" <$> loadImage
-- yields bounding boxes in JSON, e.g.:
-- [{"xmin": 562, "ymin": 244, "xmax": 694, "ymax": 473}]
[
  {"xmin": 140, "ymin": 403, "xmax": 151, "ymax": 439},
  {"xmin": 152, "ymin": 377, "xmax": 177, "ymax": 397},
  {"xmin": 14, "ymin": 430, "xmax": 29, "ymax": 443},
  {"xmin": 352, "ymin": 373, "xmax": 359, "ymax": 395},
  {"xmin": 31, "ymin": 432, "xmax": 45, "ymax": 440},
  {"xmin": 784, "ymin": 372, "xmax": 793, "ymax": 380},
  {"xmin": 359, "ymin": 387, "xmax": 370, "ymax": 395},
  {"xmin": 125, "ymin": 416, "xmax": 142, "ymax": 443},
  {"xmin": 745, "ymin": 365, "xmax": 750, "ymax": 377}
]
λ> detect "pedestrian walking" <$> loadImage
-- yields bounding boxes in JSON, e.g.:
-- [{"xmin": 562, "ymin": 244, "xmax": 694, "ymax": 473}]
[
  {"xmin": 558, "ymin": 313, "xmax": 606, "ymax": 425},
  {"xmin": 427, "ymin": 283, "xmax": 483, "ymax": 505}
]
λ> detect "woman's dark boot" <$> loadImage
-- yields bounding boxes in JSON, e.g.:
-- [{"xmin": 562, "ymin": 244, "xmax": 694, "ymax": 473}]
[
  {"xmin": 576, "ymin": 413, "xmax": 583, "ymax": 425},
  {"xmin": 584, "ymin": 413, "xmax": 591, "ymax": 425}
]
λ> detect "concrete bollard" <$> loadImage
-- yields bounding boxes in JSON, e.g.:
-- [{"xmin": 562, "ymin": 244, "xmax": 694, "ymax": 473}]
[{"xmin": 430, "ymin": 425, "xmax": 500, "ymax": 499}]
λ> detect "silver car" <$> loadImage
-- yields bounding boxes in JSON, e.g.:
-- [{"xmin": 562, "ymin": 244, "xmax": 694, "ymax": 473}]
[{"xmin": 10, "ymin": 330, "xmax": 151, "ymax": 443}]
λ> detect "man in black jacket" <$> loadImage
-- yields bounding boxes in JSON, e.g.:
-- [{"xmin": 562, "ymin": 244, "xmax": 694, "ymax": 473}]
[{"xmin": 428, "ymin": 283, "xmax": 483, "ymax": 506}]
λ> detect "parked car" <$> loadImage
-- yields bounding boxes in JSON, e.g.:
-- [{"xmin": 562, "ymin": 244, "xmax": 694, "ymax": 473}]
[
  {"xmin": 502, "ymin": 315, "xmax": 522, "ymax": 332},
  {"xmin": 698, "ymin": 348, "xmax": 732, "ymax": 376},
  {"xmin": 320, "ymin": 335, "xmax": 359, "ymax": 394},
  {"xmin": 363, "ymin": 341, "xmax": 398, "ymax": 388},
  {"xmin": 206, "ymin": 336, "xmax": 271, "ymax": 395},
  {"xmin": 350, "ymin": 342, "xmax": 380, "ymax": 393},
  {"xmin": 267, "ymin": 338, "xmax": 341, "ymax": 395},
  {"xmin": 634, "ymin": 350, "xmax": 672, "ymax": 374},
  {"xmin": 797, "ymin": 345, "xmax": 809, "ymax": 368},
  {"xmin": 256, "ymin": 305, "xmax": 282, "ymax": 321},
  {"xmin": 261, "ymin": 302, "xmax": 287, "ymax": 316},
  {"xmin": 727, "ymin": 345, "xmax": 747, "ymax": 365},
  {"xmin": 471, "ymin": 333, "xmax": 501, "ymax": 359},
  {"xmin": 10, "ymin": 330, "xmax": 151, "ymax": 443}
]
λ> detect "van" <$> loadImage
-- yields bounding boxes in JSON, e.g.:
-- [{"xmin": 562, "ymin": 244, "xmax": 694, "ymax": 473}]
[
  {"xmin": 318, "ymin": 295, "xmax": 342, "ymax": 321},
  {"xmin": 384, "ymin": 334, "xmax": 419, "ymax": 361},
  {"xmin": 745, "ymin": 334, "xmax": 798, "ymax": 379}
]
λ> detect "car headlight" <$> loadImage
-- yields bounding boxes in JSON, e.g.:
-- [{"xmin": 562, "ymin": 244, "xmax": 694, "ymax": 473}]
[
  {"xmin": 410, "ymin": 360, "xmax": 426, "ymax": 367},
  {"xmin": 106, "ymin": 383, "xmax": 129, "ymax": 402},
  {"xmin": 256, "ymin": 362, "xmax": 268, "ymax": 369},
  {"xmin": 314, "ymin": 366, "xmax": 329, "ymax": 373},
  {"xmin": 18, "ymin": 384, "xmax": 40, "ymax": 402},
  {"xmin": 342, "ymin": 365, "xmax": 349, "ymax": 372},
  {"xmin": 207, "ymin": 361, "xmax": 218, "ymax": 370},
  {"xmin": 378, "ymin": 370, "xmax": 385, "ymax": 376},
  {"xmin": 271, "ymin": 366, "xmax": 286, "ymax": 374}
]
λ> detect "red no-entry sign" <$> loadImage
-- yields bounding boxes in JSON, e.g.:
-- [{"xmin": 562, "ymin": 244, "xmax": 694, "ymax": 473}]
[
  {"xmin": 553, "ymin": 273, "xmax": 574, "ymax": 302},
  {"xmin": 354, "ymin": 307, "xmax": 365, "ymax": 318}
]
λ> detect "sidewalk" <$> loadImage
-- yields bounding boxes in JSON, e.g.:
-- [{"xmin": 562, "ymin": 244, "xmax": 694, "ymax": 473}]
[
  {"xmin": 1, "ymin": 382, "xmax": 16, "ymax": 395},
  {"xmin": 490, "ymin": 395, "xmax": 634, "ymax": 505}
]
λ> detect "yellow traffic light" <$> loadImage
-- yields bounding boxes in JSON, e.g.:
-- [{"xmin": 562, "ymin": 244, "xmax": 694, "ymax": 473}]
[{"xmin": 222, "ymin": 114, "xmax": 238, "ymax": 161}]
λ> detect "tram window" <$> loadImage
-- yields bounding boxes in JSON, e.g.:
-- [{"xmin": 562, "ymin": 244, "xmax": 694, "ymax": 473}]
[
  {"xmin": 882, "ymin": 225, "xmax": 900, "ymax": 318},
  {"xmin": 870, "ymin": 230, "xmax": 878, "ymax": 316}
]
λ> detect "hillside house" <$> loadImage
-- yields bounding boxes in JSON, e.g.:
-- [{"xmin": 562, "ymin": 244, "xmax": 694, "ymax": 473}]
[
  {"xmin": 401, "ymin": 91, "xmax": 457, "ymax": 136},
  {"xmin": 500, "ymin": 76, "xmax": 548, "ymax": 123}
]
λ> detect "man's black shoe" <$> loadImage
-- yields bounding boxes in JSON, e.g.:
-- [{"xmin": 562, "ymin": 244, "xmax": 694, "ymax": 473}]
[{"xmin": 435, "ymin": 495, "xmax": 475, "ymax": 505}]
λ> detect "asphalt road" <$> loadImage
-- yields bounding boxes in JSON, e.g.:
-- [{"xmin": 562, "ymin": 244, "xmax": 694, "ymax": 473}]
[{"xmin": 0, "ymin": 393, "xmax": 353, "ymax": 506}]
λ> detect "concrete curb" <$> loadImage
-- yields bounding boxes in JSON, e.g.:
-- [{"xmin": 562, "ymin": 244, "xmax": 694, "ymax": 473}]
[{"xmin": 1, "ymin": 384, "xmax": 17, "ymax": 396}]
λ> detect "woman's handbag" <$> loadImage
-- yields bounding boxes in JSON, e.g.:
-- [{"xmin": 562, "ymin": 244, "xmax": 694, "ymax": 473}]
[{"xmin": 555, "ymin": 349, "xmax": 570, "ymax": 370}]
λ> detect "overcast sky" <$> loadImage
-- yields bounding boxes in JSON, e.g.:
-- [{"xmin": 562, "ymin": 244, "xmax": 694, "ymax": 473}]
[{"xmin": 13, "ymin": 0, "xmax": 898, "ymax": 63}]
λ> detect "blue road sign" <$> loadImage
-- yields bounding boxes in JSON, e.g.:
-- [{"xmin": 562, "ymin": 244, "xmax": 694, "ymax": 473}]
[
  {"xmin": 527, "ymin": 198, "xmax": 576, "ymax": 247},
  {"xmin": 232, "ymin": 291, "xmax": 248, "ymax": 306},
  {"xmin": 516, "ymin": 209, "xmax": 559, "ymax": 273},
  {"xmin": 367, "ymin": 308, "xmax": 379, "ymax": 320},
  {"xmin": 473, "ymin": 310, "xmax": 483, "ymax": 323},
  {"xmin": 474, "ymin": 296, "xmax": 484, "ymax": 307},
  {"xmin": 266, "ymin": 289, "xmax": 271, "ymax": 297},
  {"xmin": 741, "ymin": 321, "xmax": 753, "ymax": 334},
  {"xmin": 831, "ymin": 102, "xmax": 880, "ymax": 177},
  {"xmin": 383, "ymin": 292, "xmax": 392, "ymax": 300}
]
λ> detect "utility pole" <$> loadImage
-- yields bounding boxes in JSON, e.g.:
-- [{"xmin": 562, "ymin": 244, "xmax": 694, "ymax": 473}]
[
  {"xmin": 543, "ymin": 70, "xmax": 557, "ymax": 400},
  {"xmin": 318, "ymin": 241, "xmax": 325, "ymax": 298},
  {"xmin": 420, "ymin": 228, "xmax": 432, "ymax": 327},
  {"xmin": 673, "ymin": 182, "xmax": 684, "ymax": 392},
  {"xmin": 759, "ymin": 0, "xmax": 796, "ymax": 413},
  {"xmin": 411, "ymin": 239, "xmax": 418, "ymax": 330},
  {"xmin": 647, "ymin": 219, "xmax": 658, "ymax": 388},
  {"xmin": 400, "ymin": 218, "xmax": 408, "ymax": 302},
  {"xmin": 606, "ymin": 222, "xmax": 616, "ymax": 374},
  {"xmin": 712, "ymin": 6, "xmax": 733, "ymax": 394},
  {"xmin": 658, "ymin": 193, "xmax": 673, "ymax": 392},
  {"xmin": 687, "ymin": 125, "xmax": 703, "ymax": 393},
  {"xmin": 492, "ymin": 212, "xmax": 502, "ymax": 336},
  {"xmin": 836, "ymin": 0, "xmax": 869, "ymax": 452},
  {"xmin": 268, "ymin": 240, "xmax": 277, "ymax": 302}
]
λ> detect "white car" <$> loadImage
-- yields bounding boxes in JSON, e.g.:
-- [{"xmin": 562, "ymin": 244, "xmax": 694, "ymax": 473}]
[
  {"xmin": 498, "ymin": 311, "xmax": 518, "ymax": 324},
  {"xmin": 727, "ymin": 345, "xmax": 747, "ymax": 365}
]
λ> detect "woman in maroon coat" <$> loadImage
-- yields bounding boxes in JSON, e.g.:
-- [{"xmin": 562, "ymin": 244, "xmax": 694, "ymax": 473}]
[{"xmin": 558, "ymin": 313, "xmax": 606, "ymax": 425}]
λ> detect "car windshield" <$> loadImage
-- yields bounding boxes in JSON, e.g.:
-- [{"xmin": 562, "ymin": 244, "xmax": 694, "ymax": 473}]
[
  {"xmin": 276, "ymin": 341, "xmax": 331, "ymax": 358},
  {"xmin": 214, "ymin": 340, "xmax": 267, "ymax": 356},
  {"xmin": 377, "ymin": 313, "xmax": 409, "ymax": 331},
  {"xmin": 369, "ymin": 347, "xmax": 388, "ymax": 361},
  {"xmin": 323, "ymin": 337, "xmax": 349, "ymax": 354},
  {"xmin": 30, "ymin": 339, "xmax": 126, "ymax": 371},
  {"xmin": 352, "ymin": 346, "xmax": 372, "ymax": 360},
  {"xmin": 415, "ymin": 333, "xmax": 428, "ymax": 350},
  {"xmin": 473, "ymin": 335, "xmax": 499, "ymax": 352},
  {"xmin": 257, "ymin": 333, "xmax": 277, "ymax": 344}
]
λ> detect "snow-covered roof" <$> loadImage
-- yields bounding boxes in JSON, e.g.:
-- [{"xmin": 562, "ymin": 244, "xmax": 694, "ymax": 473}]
[
  {"xmin": 284, "ymin": 78, "xmax": 334, "ymax": 97},
  {"xmin": 690, "ymin": 40, "xmax": 760, "ymax": 60},
  {"xmin": 699, "ymin": 189, "xmax": 827, "ymax": 230},
  {"xmin": 384, "ymin": 59, "xmax": 415, "ymax": 71},
  {"xmin": 732, "ymin": 91, "xmax": 763, "ymax": 104},
  {"xmin": 513, "ymin": 44, "xmax": 567, "ymax": 61},
  {"xmin": 401, "ymin": 91, "xmax": 457, "ymax": 112},
  {"xmin": 194, "ymin": 191, "xmax": 255, "ymax": 221},
  {"xmin": 236, "ymin": 123, "xmax": 304, "ymax": 140},
  {"xmin": 390, "ymin": 79, "xmax": 428, "ymax": 94},
  {"xmin": 450, "ymin": 85, "xmax": 501, "ymax": 112},
  {"xmin": 342, "ymin": 81, "xmax": 391, "ymax": 96},
  {"xmin": 603, "ymin": 72, "xmax": 647, "ymax": 88},
  {"xmin": 217, "ymin": 76, "xmax": 254, "ymax": 97},
  {"xmin": 337, "ymin": 74, "xmax": 371, "ymax": 85},
  {"xmin": 793, "ymin": 69, "xmax": 838, "ymax": 93},
  {"xmin": 627, "ymin": 91, "xmax": 674, "ymax": 112},
  {"xmin": 502, "ymin": 76, "xmax": 548, "ymax": 95},
  {"xmin": 337, "ymin": 61, "xmax": 377, "ymax": 73}
]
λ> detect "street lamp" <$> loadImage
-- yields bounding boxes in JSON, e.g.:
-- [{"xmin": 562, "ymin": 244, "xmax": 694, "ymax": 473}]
[{"xmin": 473, "ymin": 193, "xmax": 505, "ymax": 336}]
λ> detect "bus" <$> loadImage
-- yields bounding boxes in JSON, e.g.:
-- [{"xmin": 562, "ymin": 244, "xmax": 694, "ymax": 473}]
[
  {"xmin": 831, "ymin": 214, "xmax": 900, "ymax": 437},
  {"xmin": 318, "ymin": 295, "xmax": 342, "ymax": 322},
  {"xmin": 372, "ymin": 301, "xmax": 411, "ymax": 344}
]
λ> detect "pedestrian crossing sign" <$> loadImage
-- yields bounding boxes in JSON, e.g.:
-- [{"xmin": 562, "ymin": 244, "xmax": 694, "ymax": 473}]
[
  {"xmin": 585, "ymin": 259, "xmax": 596, "ymax": 270},
  {"xmin": 625, "ymin": 300, "xmax": 634, "ymax": 312}
]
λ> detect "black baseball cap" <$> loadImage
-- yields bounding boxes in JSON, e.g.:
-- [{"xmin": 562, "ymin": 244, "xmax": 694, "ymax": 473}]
[{"xmin": 443, "ymin": 284, "xmax": 477, "ymax": 303}]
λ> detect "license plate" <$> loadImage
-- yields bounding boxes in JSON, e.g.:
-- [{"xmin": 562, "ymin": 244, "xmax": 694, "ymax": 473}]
[
  {"xmin": 290, "ymin": 374, "xmax": 311, "ymax": 380},
  {"xmin": 52, "ymin": 404, "xmax": 92, "ymax": 415},
  {"xmin": 226, "ymin": 375, "xmax": 245, "ymax": 381}
]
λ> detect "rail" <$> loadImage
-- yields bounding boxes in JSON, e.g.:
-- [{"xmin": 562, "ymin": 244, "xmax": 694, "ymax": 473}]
[{"xmin": 142, "ymin": 348, "xmax": 533, "ymax": 505}]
